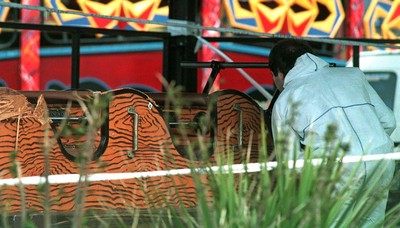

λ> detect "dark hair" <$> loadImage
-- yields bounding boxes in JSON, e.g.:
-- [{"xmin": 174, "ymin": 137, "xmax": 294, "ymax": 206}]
[{"xmin": 268, "ymin": 39, "xmax": 314, "ymax": 77}]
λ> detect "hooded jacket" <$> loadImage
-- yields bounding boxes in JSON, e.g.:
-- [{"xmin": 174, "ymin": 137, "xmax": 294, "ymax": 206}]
[{"xmin": 271, "ymin": 53, "xmax": 396, "ymax": 158}]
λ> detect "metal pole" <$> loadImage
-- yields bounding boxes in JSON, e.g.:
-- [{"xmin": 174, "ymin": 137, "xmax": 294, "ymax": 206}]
[
  {"xmin": 71, "ymin": 31, "xmax": 80, "ymax": 89},
  {"xmin": 181, "ymin": 62, "xmax": 269, "ymax": 68},
  {"xmin": 163, "ymin": 0, "xmax": 199, "ymax": 92},
  {"xmin": 352, "ymin": 45, "xmax": 360, "ymax": 68}
]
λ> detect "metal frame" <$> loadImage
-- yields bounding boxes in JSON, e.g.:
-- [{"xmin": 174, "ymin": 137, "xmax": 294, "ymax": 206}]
[
  {"xmin": 0, "ymin": 21, "xmax": 170, "ymax": 90},
  {"xmin": 1, "ymin": 3, "xmax": 400, "ymax": 91},
  {"xmin": 181, "ymin": 61, "xmax": 269, "ymax": 93}
]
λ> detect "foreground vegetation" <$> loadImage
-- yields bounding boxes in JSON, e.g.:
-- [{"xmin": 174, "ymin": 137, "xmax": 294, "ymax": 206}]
[{"xmin": 2, "ymin": 87, "xmax": 400, "ymax": 228}]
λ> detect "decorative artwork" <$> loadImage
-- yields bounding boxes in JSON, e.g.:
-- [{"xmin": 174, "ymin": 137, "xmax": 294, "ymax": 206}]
[
  {"xmin": 44, "ymin": 0, "xmax": 168, "ymax": 31},
  {"xmin": 382, "ymin": 0, "xmax": 400, "ymax": 39},
  {"xmin": 363, "ymin": 0, "xmax": 392, "ymax": 39},
  {"xmin": 0, "ymin": 0, "xmax": 10, "ymax": 32},
  {"xmin": 223, "ymin": 0, "xmax": 345, "ymax": 37}
]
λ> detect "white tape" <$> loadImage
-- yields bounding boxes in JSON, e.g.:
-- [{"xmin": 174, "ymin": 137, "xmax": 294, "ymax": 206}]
[
  {"xmin": 167, "ymin": 19, "xmax": 199, "ymax": 36},
  {"xmin": 0, "ymin": 152, "xmax": 399, "ymax": 186}
]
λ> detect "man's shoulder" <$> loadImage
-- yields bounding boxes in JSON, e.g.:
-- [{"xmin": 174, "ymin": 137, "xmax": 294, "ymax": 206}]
[{"xmin": 322, "ymin": 66, "xmax": 364, "ymax": 75}]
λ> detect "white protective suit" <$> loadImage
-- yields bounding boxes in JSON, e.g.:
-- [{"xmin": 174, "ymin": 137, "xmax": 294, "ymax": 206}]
[{"xmin": 271, "ymin": 53, "xmax": 396, "ymax": 226}]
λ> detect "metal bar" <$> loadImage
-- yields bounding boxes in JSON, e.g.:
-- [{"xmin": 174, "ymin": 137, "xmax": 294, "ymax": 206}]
[
  {"xmin": 71, "ymin": 31, "xmax": 80, "ymax": 89},
  {"xmin": 202, "ymin": 61, "xmax": 221, "ymax": 93},
  {"xmin": 181, "ymin": 61, "xmax": 269, "ymax": 69},
  {"xmin": 169, "ymin": 121, "xmax": 198, "ymax": 126},
  {"xmin": 204, "ymin": 36, "xmax": 400, "ymax": 44},
  {"xmin": 204, "ymin": 37, "xmax": 279, "ymax": 43},
  {"xmin": 0, "ymin": 22, "xmax": 170, "ymax": 38},
  {"xmin": 182, "ymin": 61, "xmax": 331, "ymax": 69},
  {"xmin": 128, "ymin": 107, "xmax": 139, "ymax": 152},
  {"xmin": 353, "ymin": 46, "xmax": 360, "ymax": 68},
  {"xmin": 164, "ymin": 0, "xmax": 199, "ymax": 92},
  {"xmin": 50, "ymin": 116, "xmax": 85, "ymax": 122},
  {"xmin": 162, "ymin": 36, "xmax": 169, "ymax": 93},
  {"xmin": 1, "ymin": 22, "xmax": 398, "ymax": 46}
]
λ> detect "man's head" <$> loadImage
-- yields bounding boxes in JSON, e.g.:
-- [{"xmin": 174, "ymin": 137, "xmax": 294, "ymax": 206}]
[{"xmin": 269, "ymin": 39, "xmax": 314, "ymax": 91}]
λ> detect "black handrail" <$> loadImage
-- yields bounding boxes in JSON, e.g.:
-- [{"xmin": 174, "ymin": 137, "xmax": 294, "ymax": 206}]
[
  {"xmin": 0, "ymin": 22, "xmax": 170, "ymax": 37},
  {"xmin": 181, "ymin": 61, "xmax": 269, "ymax": 93}
]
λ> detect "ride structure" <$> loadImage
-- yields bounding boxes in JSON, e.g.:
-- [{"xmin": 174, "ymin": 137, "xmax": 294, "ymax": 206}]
[{"xmin": 0, "ymin": 0, "xmax": 399, "ymax": 226}]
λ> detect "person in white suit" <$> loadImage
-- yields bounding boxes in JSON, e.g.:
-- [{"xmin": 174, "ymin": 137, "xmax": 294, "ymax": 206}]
[{"xmin": 269, "ymin": 39, "xmax": 396, "ymax": 226}]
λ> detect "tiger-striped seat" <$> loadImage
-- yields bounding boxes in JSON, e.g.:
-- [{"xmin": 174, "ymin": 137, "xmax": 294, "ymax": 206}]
[{"xmin": 0, "ymin": 87, "xmax": 268, "ymax": 215}]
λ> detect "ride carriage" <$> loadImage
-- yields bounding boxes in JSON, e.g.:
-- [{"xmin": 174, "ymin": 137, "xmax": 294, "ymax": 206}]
[{"xmin": 0, "ymin": 85, "xmax": 273, "ymax": 224}]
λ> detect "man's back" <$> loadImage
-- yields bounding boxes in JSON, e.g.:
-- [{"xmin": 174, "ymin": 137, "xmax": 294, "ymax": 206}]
[{"xmin": 272, "ymin": 54, "xmax": 395, "ymax": 156}]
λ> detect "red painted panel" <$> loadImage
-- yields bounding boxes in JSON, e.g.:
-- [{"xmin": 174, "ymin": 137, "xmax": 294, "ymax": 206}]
[
  {"xmin": 39, "ymin": 51, "xmax": 164, "ymax": 91},
  {"xmin": 0, "ymin": 59, "xmax": 20, "ymax": 89},
  {"xmin": 0, "ymin": 50, "xmax": 273, "ymax": 96}
]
